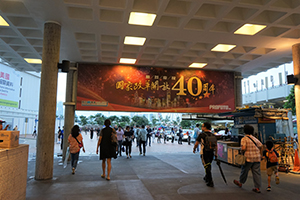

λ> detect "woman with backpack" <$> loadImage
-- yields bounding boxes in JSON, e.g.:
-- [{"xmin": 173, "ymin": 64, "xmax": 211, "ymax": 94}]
[{"xmin": 68, "ymin": 125, "xmax": 85, "ymax": 175}]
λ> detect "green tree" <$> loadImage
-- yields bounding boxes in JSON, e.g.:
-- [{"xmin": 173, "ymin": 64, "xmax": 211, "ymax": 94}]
[
  {"xmin": 74, "ymin": 114, "xmax": 79, "ymax": 123},
  {"xmin": 79, "ymin": 115, "xmax": 88, "ymax": 126},
  {"xmin": 88, "ymin": 115, "xmax": 96, "ymax": 125},
  {"xmin": 180, "ymin": 120, "xmax": 192, "ymax": 129},
  {"xmin": 120, "ymin": 116, "xmax": 130, "ymax": 124},
  {"xmin": 94, "ymin": 113, "xmax": 106, "ymax": 125},
  {"xmin": 283, "ymin": 86, "xmax": 295, "ymax": 115},
  {"xmin": 176, "ymin": 116, "xmax": 181, "ymax": 125},
  {"xmin": 131, "ymin": 116, "xmax": 149, "ymax": 126},
  {"xmin": 108, "ymin": 115, "xmax": 120, "ymax": 125},
  {"xmin": 172, "ymin": 120, "xmax": 178, "ymax": 126},
  {"xmin": 151, "ymin": 118, "xmax": 159, "ymax": 127},
  {"xmin": 162, "ymin": 115, "xmax": 171, "ymax": 126}
]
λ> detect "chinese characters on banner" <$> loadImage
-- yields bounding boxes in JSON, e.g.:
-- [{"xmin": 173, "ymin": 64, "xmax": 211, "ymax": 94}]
[
  {"xmin": 76, "ymin": 64, "xmax": 235, "ymax": 113},
  {"xmin": 0, "ymin": 65, "xmax": 19, "ymax": 108}
]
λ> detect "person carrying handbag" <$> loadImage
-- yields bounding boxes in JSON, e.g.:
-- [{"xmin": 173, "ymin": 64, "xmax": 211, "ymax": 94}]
[
  {"xmin": 96, "ymin": 119, "xmax": 117, "ymax": 180},
  {"xmin": 233, "ymin": 124, "xmax": 263, "ymax": 193},
  {"xmin": 68, "ymin": 125, "xmax": 85, "ymax": 175}
]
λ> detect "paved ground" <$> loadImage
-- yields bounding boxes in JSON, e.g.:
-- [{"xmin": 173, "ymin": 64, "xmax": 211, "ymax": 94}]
[{"xmin": 23, "ymin": 133, "xmax": 300, "ymax": 200}]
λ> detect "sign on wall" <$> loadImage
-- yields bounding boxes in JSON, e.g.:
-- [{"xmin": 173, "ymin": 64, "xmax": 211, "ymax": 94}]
[
  {"xmin": 76, "ymin": 64, "xmax": 235, "ymax": 113},
  {"xmin": 0, "ymin": 64, "xmax": 20, "ymax": 108}
]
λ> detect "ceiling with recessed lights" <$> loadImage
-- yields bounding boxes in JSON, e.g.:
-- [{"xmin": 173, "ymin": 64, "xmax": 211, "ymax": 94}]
[{"xmin": 0, "ymin": 0, "xmax": 299, "ymax": 77}]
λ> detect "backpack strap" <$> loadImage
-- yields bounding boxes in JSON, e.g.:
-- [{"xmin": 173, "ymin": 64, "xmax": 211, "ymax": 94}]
[
  {"xmin": 73, "ymin": 135, "xmax": 81, "ymax": 144},
  {"xmin": 247, "ymin": 136, "xmax": 258, "ymax": 148}
]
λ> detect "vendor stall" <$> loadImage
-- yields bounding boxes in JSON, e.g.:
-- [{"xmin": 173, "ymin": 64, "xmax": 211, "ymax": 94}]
[{"xmin": 218, "ymin": 107, "xmax": 295, "ymax": 169}]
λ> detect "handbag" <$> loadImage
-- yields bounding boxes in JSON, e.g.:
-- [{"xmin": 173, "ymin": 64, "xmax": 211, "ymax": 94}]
[
  {"xmin": 235, "ymin": 154, "xmax": 246, "ymax": 166},
  {"xmin": 74, "ymin": 136, "xmax": 83, "ymax": 148}
]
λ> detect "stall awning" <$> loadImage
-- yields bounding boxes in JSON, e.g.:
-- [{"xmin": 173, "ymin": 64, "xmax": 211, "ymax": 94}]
[{"xmin": 218, "ymin": 107, "xmax": 289, "ymax": 120}]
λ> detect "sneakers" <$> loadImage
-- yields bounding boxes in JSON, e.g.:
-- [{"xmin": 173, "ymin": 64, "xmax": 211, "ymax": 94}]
[
  {"xmin": 252, "ymin": 188, "xmax": 261, "ymax": 193},
  {"xmin": 275, "ymin": 176, "xmax": 280, "ymax": 184},
  {"xmin": 233, "ymin": 180, "xmax": 242, "ymax": 188},
  {"xmin": 72, "ymin": 167, "xmax": 75, "ymax": 175},
  {"xmin": 267, "ymin": 186, "xmax": 271, "ymax": 191}
]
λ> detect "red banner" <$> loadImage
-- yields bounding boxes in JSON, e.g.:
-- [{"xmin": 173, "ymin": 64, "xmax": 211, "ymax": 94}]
[{"xmin": 76, "ymin": 64, "xmax": 235, "ymax": 113}]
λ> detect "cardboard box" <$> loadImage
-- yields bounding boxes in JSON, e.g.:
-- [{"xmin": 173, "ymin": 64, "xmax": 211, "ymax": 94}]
[{"xmin": 0, "ymin": 130, "xmax": 19, "ymax": 148}]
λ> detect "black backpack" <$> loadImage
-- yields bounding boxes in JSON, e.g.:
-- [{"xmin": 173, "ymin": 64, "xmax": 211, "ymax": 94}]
[{"xmin": 203, "ymin": 132, "xmax": 217, "ymax": 151}]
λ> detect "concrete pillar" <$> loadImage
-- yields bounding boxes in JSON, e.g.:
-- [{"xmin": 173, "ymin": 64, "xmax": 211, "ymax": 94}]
[
  {"xmin": 292, "ymin": 43, "xmax": 300, "ymax": 151},
  {"xmin": 234, "ymin": 72, "xmax": 243, "ymax": 108},
  {"xmin": 35, "ymin": 22, "xmax": 61, "ymax": 180},
  {"xmin": 62, "ymin": 67, "xmax": 77, "ymax": 161}
]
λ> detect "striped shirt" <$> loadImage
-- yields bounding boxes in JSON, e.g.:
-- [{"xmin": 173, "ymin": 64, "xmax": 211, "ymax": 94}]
[{"xmin": 241, "ymin": 135, "xmax": 262, "ymax": 162}]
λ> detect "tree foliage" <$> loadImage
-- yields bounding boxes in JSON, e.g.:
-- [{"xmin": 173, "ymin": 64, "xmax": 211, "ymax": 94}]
[
  {"xmin": 283, "ymin": 86, "xmax": 296, "ymax": 115},
  {"xmin": 94, "ymin": 113, "xmax": 106, "ymax": 125},
  {"xmin": 151, "ymin": 118, "xmax": 159, "ymax": 127},
  {"xmin": 180, "ymin": 120, "xmax": 192, "ymax": 128},
  {"xmin": 79, "ymin": 115, "xmax": 88, "ymax": 125},
  {"xmin": 131, "ymin": 116, "xmax": 149, "ymax": 126},
  {"xmin": 108, "ymin": 115, "xmax": 120, "ymax": 124}
]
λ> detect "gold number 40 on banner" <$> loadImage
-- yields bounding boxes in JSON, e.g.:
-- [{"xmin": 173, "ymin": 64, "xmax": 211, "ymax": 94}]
[{"xmin": 172, "ymin": 76, "xmax": 214, "ymax": 96}]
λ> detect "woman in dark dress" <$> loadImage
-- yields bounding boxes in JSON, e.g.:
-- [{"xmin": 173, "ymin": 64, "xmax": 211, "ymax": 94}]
[
  {"xmin": 96, "ymin": 119, "xmax": 117, "ymax": 180},
  {"xmin": 124, "ymin": 126, "xmax": 134, "ymax": 159}
]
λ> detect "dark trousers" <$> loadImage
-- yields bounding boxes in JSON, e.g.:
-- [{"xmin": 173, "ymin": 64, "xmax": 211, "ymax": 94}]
[
  {"xmin": 139, "ymin": 140, "xmax": 146, "ymax": 154},
  {"xmin": 201, "ymin": 151, "xmax": 214, "ymax": 183},
  {"xmin": 60, "ymin": 138, "xmax": 63, "ymax": 150},
  {"xmin": 71, "ymin": 152, "xmax": 80, "ymax": 169},
  {"xmin": 126, "ymin": 142, "xmax": 132, "ymax": 155},
  {"xmin": 118, "ymin": 140, "xmax": 123, "ymax": 156},
  {"xmin": 188, "ymin": 136, "xmax": 191, "ymax": 145},
  {"xmin": 90, "ymin": 132, "xmax": 93, "ymax": 139},
  {"xmin": 171, "ymin": 136, "xmax": 174, "ymax": 143},
  {"xmin": 146, "ymin": 136, "xmax": 151, "ymax": 146},
  {"xmin": 178, "ymin": 136, "xmax": 182, "ymax": 144}
]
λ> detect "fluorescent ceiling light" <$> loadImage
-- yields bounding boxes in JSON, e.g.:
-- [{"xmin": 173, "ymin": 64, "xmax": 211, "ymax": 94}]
[
  {"xmin": 189, "ymin": 63, "xmax": 207, "ymax": 68},
  {"xmin": 124, "ymin": 36, "xmax": 146, "ymax": 46},
  {"xmin": 128, "ymin": 12, "xmax": 156, "ymax": 26},
  {"xmin": 119, "ymin": 58, "xmax": 136, "ymax": 64},
  {"xmin": 211, "ymin": 44, "xmax": 236, "ymax": 52},
  {"xmin": 234, "ymin": 23, "xmax": 266, "ymax": 35},
  {"xmin": 24, "ymin": 58, "xmax": 42, "ymax": 64},
  {"xmin": 0, "ymin": 16, "xmax": 9, "ymax": 26}
]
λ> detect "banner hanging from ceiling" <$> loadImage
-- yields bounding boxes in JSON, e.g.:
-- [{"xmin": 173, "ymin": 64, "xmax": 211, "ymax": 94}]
[
  {"xmin": 76, "ymin": 64, "xmax": 235, "ymax": 113},
  {"xmin": 0, "ymin": 64, "xmax": 20, "ymax": 108}
]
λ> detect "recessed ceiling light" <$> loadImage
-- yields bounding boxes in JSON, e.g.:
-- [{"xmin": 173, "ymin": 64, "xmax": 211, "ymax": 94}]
[
  {"xmin": 189, "ymin": 63, "xmax": 207, "ymax": 68},
  {"xmin": 211, "ymin": 44, "xmax": 236, "ymax": 52},
  {"xmin": 119, "ymin": 58, "xmax": 136, "ymax": 64},
  {"xmin": 128, "ymin": 12, "xmax": 156, "ymax": 26},
  {"xmin": 234, "ymin": 23, "xmax": 266, "ymax": 35},
  {"xmin": 24, "ymin": 58, "xmax": 42, "ymax": 64},
  {"xmin": 0, "ymin": 16, "xmax": 9, "ymax": 26},
  {"xmin": 124, "ymin": 36, "xmax": 146, "ymax": 46}
]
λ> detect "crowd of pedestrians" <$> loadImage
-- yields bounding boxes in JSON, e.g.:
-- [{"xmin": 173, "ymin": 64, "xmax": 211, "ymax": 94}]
[{"xmin": 62, "ymin": 121, "xmax": 280, "ymax": 193}]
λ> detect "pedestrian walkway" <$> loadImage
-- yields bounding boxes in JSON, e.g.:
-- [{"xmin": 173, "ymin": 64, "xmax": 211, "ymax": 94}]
[{"xmin": 25, "ymin": 139, "xmax": 300, "ymax": 200}]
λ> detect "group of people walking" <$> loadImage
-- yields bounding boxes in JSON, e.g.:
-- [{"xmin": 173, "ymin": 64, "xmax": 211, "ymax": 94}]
[
  {"xmin": 66, "ymin": 121, "xmax": 154, "ymax": 180},
  {"xmin": 116, "ymin": 125, "xmax": 150, "ymax": 158},
  {"xmin": 66, "ymin": 120, "xmax": 280, "ymax": 192},
  {"xmin": 193, "ymin": 122, "xmax": 280, "ymax": 193}
]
